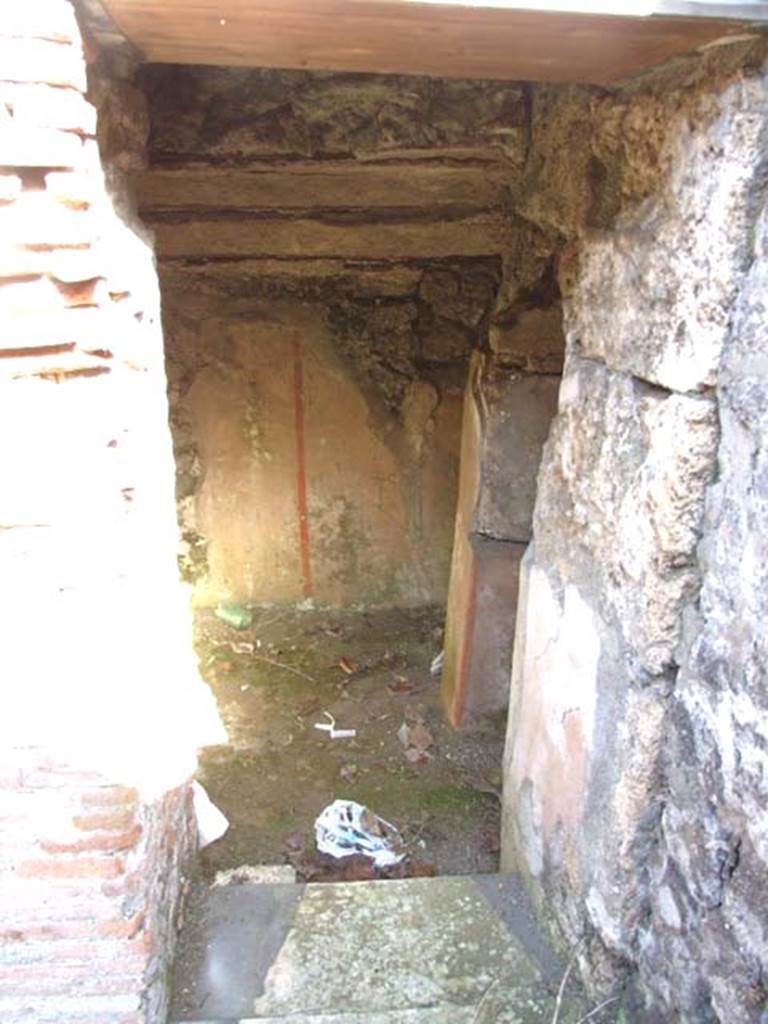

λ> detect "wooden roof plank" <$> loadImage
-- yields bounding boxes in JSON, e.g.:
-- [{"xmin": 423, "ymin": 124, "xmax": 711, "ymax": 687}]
[{"xmin": 100, "ymin": 0, "xmax": 754, "ymax": 83}]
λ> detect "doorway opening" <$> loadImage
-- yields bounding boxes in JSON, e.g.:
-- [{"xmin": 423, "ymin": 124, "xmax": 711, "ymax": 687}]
[{"xmin": 131, "ymin": 63, "xmax": 564, "ymax": 886}]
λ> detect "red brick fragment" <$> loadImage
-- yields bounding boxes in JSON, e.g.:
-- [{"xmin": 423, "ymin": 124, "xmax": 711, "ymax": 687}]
[
  {"xmin": 73, "ymin": 809, "xmax": 136, "ymax": 833},
  {"xmin": 97, "ymin": 910, "xmax": 145, "ymax": 940},
  {"xmin": 17, "ymin": 855, "xmax": 125, "ymax": 879},
  {"xmin": 41, "ymin": 823, "xmax": 142, "ymax": 855},
  {"xmin": 80, "ymin": 786, "xmax": 138, "ymax": 809}
]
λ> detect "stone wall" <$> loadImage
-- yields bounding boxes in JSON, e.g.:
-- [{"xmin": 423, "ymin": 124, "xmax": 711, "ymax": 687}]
[
  {"xmin": 135, "ymin": 65, "xmax": 533, "ymax": 608},
  {"xmin": 501, "ymin": 39, "xmax": 768, "ymax": 1022},
  {"xmin": 0, "ymin": 5, "xmax": 220, "ymax": 1021}
]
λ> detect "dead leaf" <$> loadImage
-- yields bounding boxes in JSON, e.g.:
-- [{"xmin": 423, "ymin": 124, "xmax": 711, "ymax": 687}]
[
  {"xmin": 387, "ymin": 675, "xmax": 414, "ymax": 695},
  {"xmin": 405, "ymin": 747, "xmax": 433, "ymax": 764},
  {"xmin": 217, "ymin": 661, "xmax": 234, "ymax": 673},
  {"xmin": 360, "ymin": 808, "xmax": 385, "ymax": 837},
  {"xmin": 339, "ymin": 656, "xmax": 359, "ymax": 675},
  {"xmin": 408, "ymin": 721, "xmax": 433, "ymax": 751},
  {"xmin": 404, "ymin": 702, "xmax": 426, "ymax": 723},
  {"xmin": 407, "ymin": 859, "xmax": 437, "ymax": 878},
  {"xmin": 341, "ymin": 856, "xmax": 377, "ymax": 882},
  {"xmin": 282, "ymin": 830, "xmax": 305, "ymax": 852},
  {"xmin": 296, "ymin": 698, "xmax": 321, "ymax": 717}
]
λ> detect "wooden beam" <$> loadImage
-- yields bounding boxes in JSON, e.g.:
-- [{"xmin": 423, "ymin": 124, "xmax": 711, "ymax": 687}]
[
  {"xmin": 100, "ymin": 0, "xmax": 750, "ymax": 83},
  {"xmin": 136, "ymin": 163, "xmax": 507, "ymax": 213},
  {"xmin": 146, "ymin": 211, "xmax": 509, "ymax": 259}
]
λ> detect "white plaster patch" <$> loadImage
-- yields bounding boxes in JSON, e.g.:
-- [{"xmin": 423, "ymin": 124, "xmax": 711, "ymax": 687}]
[{"xmin": 507, "ymin": 564, "xmax": 601, "ymax": 848}]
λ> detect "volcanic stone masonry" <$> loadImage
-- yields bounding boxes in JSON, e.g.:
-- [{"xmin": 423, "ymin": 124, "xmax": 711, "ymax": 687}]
[{"xmin": 501, "ymin": 36, "xmax": 768, "ymax": 1024}]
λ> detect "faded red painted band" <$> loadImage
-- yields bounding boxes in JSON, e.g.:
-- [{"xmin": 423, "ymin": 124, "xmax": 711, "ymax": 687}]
[
  {"xmin": 292, "ymin": 333, "xmax": 314, "ymax": 598},
  {"xmin": 452, "ymin": 557, "xmax": 478, "ymax": 729}
]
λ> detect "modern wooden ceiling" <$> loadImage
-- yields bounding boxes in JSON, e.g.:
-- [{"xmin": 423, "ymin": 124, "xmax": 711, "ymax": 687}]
[{"xmin": 99, "ymin": 0, "xmax": 767, "ymax": 83}]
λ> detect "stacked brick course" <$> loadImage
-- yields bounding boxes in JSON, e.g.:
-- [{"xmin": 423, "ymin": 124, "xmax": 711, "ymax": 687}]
[{"xmin": 0, "ymin": 3, "xmax": 214, "ymax": 1020}]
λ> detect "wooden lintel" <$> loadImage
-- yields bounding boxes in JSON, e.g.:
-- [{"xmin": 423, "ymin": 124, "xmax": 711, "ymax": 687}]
[{"xmin": 99, "ymin": 0, "xmax": 760, "ymax": 83}]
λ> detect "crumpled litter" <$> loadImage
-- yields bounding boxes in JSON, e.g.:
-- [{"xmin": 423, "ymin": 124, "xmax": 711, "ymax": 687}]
[
  {"xmin": 314, "ymin": 799, "xmax": 405, "ymax": 868},
  {"xmin": 430, "ymin": 650, "xmax": 444, "ymax": 675},
  {"xmin": 314, "ymin": 710, "xmax": 356, "ymax": 739}
]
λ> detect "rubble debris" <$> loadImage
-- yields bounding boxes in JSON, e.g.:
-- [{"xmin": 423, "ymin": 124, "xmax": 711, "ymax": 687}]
[
  {"xmin": 387, "ymin": 674, "xmax": 415, "ymax": 695},
  {"xmin": 398, "ymin": 718, "xmax": 434, "ymax": 764},
  {"xmin": 212, "ymin": 864, "xmax": 296, "ymax": 886},
  {"xmin": 315, "ymin": 799, "xmax": 405, "ymax": 868}
]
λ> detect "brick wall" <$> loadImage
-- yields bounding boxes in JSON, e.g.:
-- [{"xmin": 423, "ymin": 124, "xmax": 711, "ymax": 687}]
[
  {"xmin": 0, "ymin": 755, "xmax": 196, "ymax": 1023},
  {"xmin": 0, "ymin": 3, "xmax": 221, "ymax": 1020}
]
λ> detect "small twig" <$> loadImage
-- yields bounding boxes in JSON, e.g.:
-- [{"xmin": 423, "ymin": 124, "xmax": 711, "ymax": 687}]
[
  {"xmin": 402, "ymin": 812, "xmax": 431, "ymax": 851},
  {"xmin": 251, "ymin": 653, "xmax": 317, "ymax": 685},
  {"xmin": 575, "ymin": 996, "xmax": 620, "ymax": 1024},
  {"xmin": 472, "ymin": 977, "xmax": 500, "ymax": 1024},
  {"xmin": 551, "ymin": 941, "xmax": 584, "ymax": 1024}
]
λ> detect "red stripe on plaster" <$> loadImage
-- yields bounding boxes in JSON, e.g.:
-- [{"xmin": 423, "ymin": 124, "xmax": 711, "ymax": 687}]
[
  {"xmin": 293, "ymin": 333, "xmax": 314, "ymax": 598},
  {"xmin": 452, "ymin": 556, "xmax": 478, "ymax": 729}
]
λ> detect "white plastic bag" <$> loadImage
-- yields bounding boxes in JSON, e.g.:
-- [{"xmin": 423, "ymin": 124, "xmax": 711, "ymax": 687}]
[
  {"xmin": 192, "ymin": 780, "xmax": 229, "ymax": 848},
  {"xmin": 314, "ymin": 799, "xmax": 404, "ymax": 868}
]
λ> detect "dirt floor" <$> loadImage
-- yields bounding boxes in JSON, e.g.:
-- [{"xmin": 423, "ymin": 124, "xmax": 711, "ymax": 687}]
[{"xmin": 193, "ymin": 605, "xmax": 506, "ymax": 881}]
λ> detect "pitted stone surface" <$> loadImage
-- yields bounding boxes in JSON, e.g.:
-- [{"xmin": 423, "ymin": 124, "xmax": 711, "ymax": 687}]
[
  {"xmin": 170, "ymin": 876, "xmax": 592, "ymax": 1023},
  {"xmin": 502, "ymin": 50, "xmax": 768, "ymax": 1024},
  {"xmin": 564, "ymin": 74, "xmax": 768, "ymax": 394}
]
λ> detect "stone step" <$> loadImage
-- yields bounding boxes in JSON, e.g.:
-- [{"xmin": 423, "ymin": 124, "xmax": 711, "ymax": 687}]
[
  {"xmin": 182, "ymin": 1009, "xmax": 533, "ymax": 1023},
  {"xmin": 169, "ymin": 874, "xmax": 594, "ymax": 1023}
]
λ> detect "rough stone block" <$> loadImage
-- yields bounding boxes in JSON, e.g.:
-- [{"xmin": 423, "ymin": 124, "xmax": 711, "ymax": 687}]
[
  {"xmin": 489, "ymin": 304, "xmax": 564, "ymax": 373},
  {"xmin": 567, "ymin": 73, "xmax": 768, "ymax": 393},
  {"xmin": 534, "ymin": 353, "xmax": 718, "ymax": 675},
  {"xmin": 140, "ymin": 63, "xmax": 526, "ymax": 165},
  {"xmin": 0, "ymin": 39, "xmax": 86, "ymax": 92},
  {"xmin": 420, "ymin": 320, "xmax": 471, "ymax": 362},
  {"xmin": 473, "ymin": 368, "xmax": 561, "ymax": 542}
]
